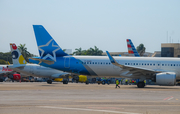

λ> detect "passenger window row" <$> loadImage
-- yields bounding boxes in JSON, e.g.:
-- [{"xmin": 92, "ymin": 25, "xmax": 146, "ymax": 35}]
[
  {"xmin": 125, "ymin": 63, "xmax": 180, "ymax": 66},
  {"xmin": 125, "ymin": 63, "xmax": 156, "ymax": 66},
  {"xmin": 76, "ymin": 62, "xmax": 111, "ymax": 65}
]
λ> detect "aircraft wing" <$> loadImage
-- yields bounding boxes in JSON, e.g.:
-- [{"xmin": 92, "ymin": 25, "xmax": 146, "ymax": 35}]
[
  {"xmin": 8, "ymin": 65, "xmax": 25, "ymax": 69},
  {"xmin": 106, "ymin": 51, "xmax": 161, "ymax": 78}
]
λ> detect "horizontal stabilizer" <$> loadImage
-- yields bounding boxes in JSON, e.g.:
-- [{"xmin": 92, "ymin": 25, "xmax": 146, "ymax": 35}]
[{"xmin": 29, "ymin": 57, "xmax": 54, "ymax": 65}]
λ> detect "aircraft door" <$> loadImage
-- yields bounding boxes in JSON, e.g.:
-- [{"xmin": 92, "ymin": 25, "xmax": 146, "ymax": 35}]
[{"xmin": 64, "ymin": 57, "xmax": 70, "ymax": 68}]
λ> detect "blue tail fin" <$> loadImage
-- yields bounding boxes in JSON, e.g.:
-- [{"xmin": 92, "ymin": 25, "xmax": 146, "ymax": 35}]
[
  {"xmin": 126, "ymin": 39, "xmax": 140, "ymax": 57},
  {"xmin": 33, "ymin": 25, "xmax": 68, "ymax": 61}
]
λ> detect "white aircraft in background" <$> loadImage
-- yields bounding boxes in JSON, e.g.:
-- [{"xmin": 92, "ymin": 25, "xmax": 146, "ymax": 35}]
[
  {"xmin": 0, "ymin": 65, "xmax": 13, "ymax": 82},
  {"xmin": 8, "ymin": 43, "xmax": 69, "ymax": 84},
  {"xmin": 29, "ymin": 25, "xmax": 180, "ymax": 88}
]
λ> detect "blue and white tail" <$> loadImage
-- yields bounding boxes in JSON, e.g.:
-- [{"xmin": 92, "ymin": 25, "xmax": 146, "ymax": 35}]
[
  {"xmin": 33, "ymin": 25, "xmax": 68, "ymax": 61},
  {"xmin": 10, "ymin": 43, "xmax": 27, "ymax": 65},
  {"xmin": 126, "ymin": 39, "xmax": 140, "ymax": 57}
]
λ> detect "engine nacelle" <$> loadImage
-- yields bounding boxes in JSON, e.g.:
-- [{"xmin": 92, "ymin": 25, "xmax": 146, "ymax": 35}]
[{"xmin": 156, "ymin": 72, "xmax": 176, "ymax": 86}]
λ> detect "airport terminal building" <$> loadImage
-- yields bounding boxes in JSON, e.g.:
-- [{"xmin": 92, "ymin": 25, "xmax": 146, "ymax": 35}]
[
  {"xmin": 102, "ymin": 43, "xmax": 180, "ymax": 58},
  {"xmin": 161, "ymin": 43, "xmax": 180, "ymax": 57}
]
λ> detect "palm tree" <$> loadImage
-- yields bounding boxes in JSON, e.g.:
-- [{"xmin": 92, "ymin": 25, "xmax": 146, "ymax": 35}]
[
  {"xmin": 73, "ymin": 47, "xmax": 82, "ymax": 55},
  {"xmin": 18, "ymin": 44, "xmax": 31, "ymax": 62},
  {"xmin": 136, "ymin": 44, "xmax": 146, "ymax": 56},
  {"xmin": 94, "ymin": 46, "xmax": 103, "ymax": 55}
]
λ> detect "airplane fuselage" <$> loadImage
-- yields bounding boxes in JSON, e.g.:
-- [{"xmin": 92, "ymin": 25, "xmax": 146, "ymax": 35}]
[
  {"xmin": 33, "ymin": 56, "xmax": 180, "ymax": 80},
  {"xmin": 9, "ymin": 64, "xmax": 68, "ymax": 79}
]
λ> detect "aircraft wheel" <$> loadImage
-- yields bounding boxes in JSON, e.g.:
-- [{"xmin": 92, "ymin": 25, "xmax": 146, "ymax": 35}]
[
  {"xmin": 0, "ymin": 79, "xmax": 3, "ymax": 82},
  {"xmin": 63, "ymin": 80, "xmax": 68, "ymax": 84},
  {"xmin": 137, "ymin": 82, "xmax": 145, "ymax": 88},
  {"xmin": 85, "ymin": 81, "xmax": 89, "ymax": 85},
  {"xmin": 102, "ymin": 81, "xmax": 105, "ymax": 85},
  {"xmin": 107, "ymin": 81, "xmax": 110, "ymax": 85},
  {"xmin": 47, "ymin": 80, "xmax": 52, "ymax": 84}
]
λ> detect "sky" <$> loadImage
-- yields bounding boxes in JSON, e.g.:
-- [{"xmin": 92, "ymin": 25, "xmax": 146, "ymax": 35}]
[{"xmin": 0, "ymin": 0, "xmax": 180, "ymax": 55}]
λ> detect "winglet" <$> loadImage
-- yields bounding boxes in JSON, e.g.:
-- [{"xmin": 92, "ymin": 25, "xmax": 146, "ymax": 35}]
[
  {"xmin": 106, "ymin": 51, "xmax": 124, "ymax": 68},
  {"xmin": 106, "ymin": 51, "xmax": 116, "ymax": 63}
]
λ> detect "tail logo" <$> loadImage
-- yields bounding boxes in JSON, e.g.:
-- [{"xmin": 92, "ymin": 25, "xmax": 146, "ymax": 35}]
[
  {"xmin": 12, "ymin": 44, "xmax": 17, "ymax": 50},
  {"xmin": 12, "ymin": 51, "xmax": 19, "ymax": 59},
  {"xmin": 38, "ymin": 39, "xmax": 60, "ymax": 61}
]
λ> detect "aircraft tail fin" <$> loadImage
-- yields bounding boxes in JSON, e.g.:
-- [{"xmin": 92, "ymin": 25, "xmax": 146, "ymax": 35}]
[
  {"xmin": 33, "ymin": 25, "xmax": 68, "ymax": 62},
  {"xmin": 126, "ymin": 39, "xmax": 140, "ymax": 57},
  {"xmin": 10, "ymin": 43, "xmax": 27, "ymax": 65}
]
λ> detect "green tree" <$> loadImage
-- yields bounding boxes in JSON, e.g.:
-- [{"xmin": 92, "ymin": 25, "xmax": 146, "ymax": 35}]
[
  {"xmin": 0, "ymin": 52, "xmax": 12, "ymax": 64},
  {"xmin": 73, "ymin": 47, "xmax": 83, "ymax": 55},
  {"xmin": 136, "ymin": 44, "xmax": 146, "ymax": 56},
  {"xmin": 73, "ymin": 46, "xmax": 103, "ymax": 55},
  {"xmin": 18, "ymin": 44, "xmax": 35, "ymax": 62}
]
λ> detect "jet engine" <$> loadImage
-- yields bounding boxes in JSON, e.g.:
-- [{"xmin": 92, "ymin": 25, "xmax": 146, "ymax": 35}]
[{"xmin": 155, "ymin": 72, "xmax": 176, "ymax": 86}]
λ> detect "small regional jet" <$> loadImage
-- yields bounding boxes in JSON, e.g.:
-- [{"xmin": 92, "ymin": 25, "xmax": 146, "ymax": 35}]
[
  {"xmin": 8, "ymin": 43, "xmax": 70, "ymax": 84},
  {"xmin": 29, "ymin": 25, "xmax": 180, "ymax": 88}
]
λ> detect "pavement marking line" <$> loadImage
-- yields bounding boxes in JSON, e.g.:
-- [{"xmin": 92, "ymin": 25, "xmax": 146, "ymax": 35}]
[
  {"xmin": 163, "ymin": 96, "xmax": 173, "ymax": 101},
  {"xmin": 87, "ymin": 107, "xmax": 124, "ymax": 110},
  {"xmin": 38, "ymin": 106, "xmax": 142, "ymax": 114}
]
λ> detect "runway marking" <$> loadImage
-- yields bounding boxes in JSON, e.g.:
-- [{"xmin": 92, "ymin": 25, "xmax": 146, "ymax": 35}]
[
  {"xmin": 38, "ymin": 106, "xmax": 141, "ymax": 114},
  {"xmin": 163, "ymin": 96, "xmax": 173, "ymax": 101},
  {"xmin": 87, "ymin": 107, "xmax": 124, "ymax": 110}
]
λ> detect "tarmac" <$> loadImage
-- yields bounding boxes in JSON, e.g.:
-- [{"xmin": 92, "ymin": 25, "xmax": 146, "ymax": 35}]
[{"xmin": 0, "ymin": 82, "xmax": 180, "ymax": 114}]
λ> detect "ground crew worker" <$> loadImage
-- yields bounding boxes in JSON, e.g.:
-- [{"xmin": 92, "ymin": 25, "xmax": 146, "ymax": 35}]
[
  {"xmin": 115, "ymin": 79, "xmax": 120, "ymax": 88},
  {"xmin": 121, "ymin": 79, "xmax": 123, "ymax": 85},
  {"xmin": 125, "ymin": 79, "xmax": 128, "ymax": 85},
  {"xmin": 144, "ymin": 80, "xmax": 146, "ymax": 85}
]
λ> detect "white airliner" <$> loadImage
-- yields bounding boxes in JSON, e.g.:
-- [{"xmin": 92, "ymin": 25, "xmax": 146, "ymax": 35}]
[
  {"xmin": 8, "ymin": 43, "xmax": 69, "ymax": 84},
  {"xmin": 29, "ymin": 25, "xmax": 180, "ymax": 88},
  {"xmin": 0, "ymin": 65, "xmax": 14, "ymax": 82}
]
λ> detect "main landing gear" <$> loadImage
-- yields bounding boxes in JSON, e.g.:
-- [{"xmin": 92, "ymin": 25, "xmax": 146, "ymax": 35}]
[
  {"xmin": 47, "ymin": 80, "xmax": 52, "ymax": 84},
  {"xmin": 63, "ymin": 80, "xmax": 68, "ymax": 84},
  {"xmin": 137, "ymin": 81, "xmax": 145, "ymax": 88}
]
